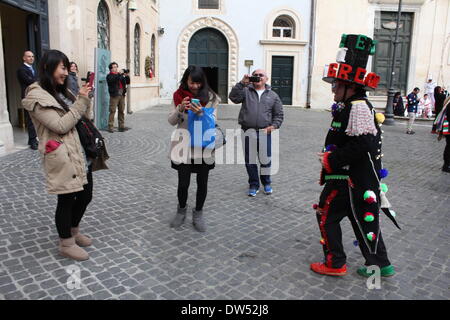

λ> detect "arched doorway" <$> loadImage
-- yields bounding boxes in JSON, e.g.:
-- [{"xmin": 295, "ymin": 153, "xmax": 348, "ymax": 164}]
[{"xmin": 188, "ymin": 28, "xmax": 229, "ymax": 102}]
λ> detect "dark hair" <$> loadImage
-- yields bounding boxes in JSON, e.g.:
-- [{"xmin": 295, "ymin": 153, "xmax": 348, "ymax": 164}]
[
  {"xmin": 109, "ymin": 62, "xmax": 118, "ymax": 71},
  {"xmin": 70, "ymin": 61, "xmax": 78, "ymax": 72},
  {"xmin": 38, "ymin": 50, "xmax": 75, "ymax": 109},
  {"xmin": 434, "ymin": 86, "xmax": 442, "ymax": 96},
  {"xmin": 414, "ymin": 87, "xmax": 420, "ymax": 92},
  {"xmin": 180, "ymin": 65, "xmax": 217, "ymax": 105},
  {"xmin": 394, "ymin": 91, "xmax": 401, "ymax": 98}
]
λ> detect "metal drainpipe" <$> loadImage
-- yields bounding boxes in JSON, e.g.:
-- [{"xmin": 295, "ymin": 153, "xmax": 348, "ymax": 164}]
[{"xmin": 306, "ymin": 0, "xmax": 316, "ymax": 109}]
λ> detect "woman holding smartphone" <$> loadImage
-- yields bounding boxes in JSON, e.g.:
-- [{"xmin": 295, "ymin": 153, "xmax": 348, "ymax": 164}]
[
  {"xmin": 22, "ymin": 50, "xmax": 98, "ymax": 261},
  {"xmin": 168, "ymin": 65, "xmax": 220, "ymax": 232}
]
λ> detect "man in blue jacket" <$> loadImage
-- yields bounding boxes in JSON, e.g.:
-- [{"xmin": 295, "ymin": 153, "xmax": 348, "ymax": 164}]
[
  {"xmin": 229, "ymin": 69, "xmax": 284, "ymax": 197},
  {"xmin": 406, "ymin": 87, "xmax": 420, "ymax": 134}
]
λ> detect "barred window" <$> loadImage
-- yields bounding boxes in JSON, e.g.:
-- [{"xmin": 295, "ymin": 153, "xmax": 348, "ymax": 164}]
[
  {"xmin": 273, "ymin": 15, "xmax": 295, "ymax": 38},
  {"xmin": 134, "ymin": 24, "xmax": 141, "ymax": 76},
  {"xmin": 97, "ymin": 0, "xmax": 110, "ymax": 49},
  {"xmin": 151, "ymin": 34, "xmax": 156, "ymax": 77},
  {"xmin": 198, "ymin": 0, "xmax": 219, "ymax": 9}
]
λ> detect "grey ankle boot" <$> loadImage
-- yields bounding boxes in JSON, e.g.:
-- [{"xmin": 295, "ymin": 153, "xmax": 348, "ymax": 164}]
[
  {"xmin": 192, "ymin": 209, "xmax": 206, "ymax": 232},
  {"xmin": 170, "ymin": 206, "xmax": 187, "ymax": 228}
]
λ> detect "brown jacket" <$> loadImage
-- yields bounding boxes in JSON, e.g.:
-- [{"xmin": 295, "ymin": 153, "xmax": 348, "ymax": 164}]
[
  {"xmin": 22, "ymin": 83, "xmax": 91, "ymax": 195},
  {"xmin": 168, "ymin": 94, "xmax": 219, "ymax": 164}
]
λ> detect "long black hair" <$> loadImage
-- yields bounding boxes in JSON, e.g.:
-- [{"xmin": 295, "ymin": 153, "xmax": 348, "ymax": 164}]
[
  {"xmin": 39, "ymin": 50, "xmax": 75, "ymax": 109},
  {"xmin": 180, "ymin": 65, "xmax": 217, "ymax": 105},
  {"xmin": 435, "ymin": 86, "xmax": 442, "ymax": 96}
]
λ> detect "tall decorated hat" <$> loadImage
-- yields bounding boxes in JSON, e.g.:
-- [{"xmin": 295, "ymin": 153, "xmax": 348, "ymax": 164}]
[{"xmin": 323, "ymin": 34, "xmax": 381, "ymax": 91}]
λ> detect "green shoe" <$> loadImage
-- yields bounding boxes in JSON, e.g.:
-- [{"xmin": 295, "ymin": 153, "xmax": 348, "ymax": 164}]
[{"xmin": 357, "ymin": 265, "xmax": 396, "ymax": 277}]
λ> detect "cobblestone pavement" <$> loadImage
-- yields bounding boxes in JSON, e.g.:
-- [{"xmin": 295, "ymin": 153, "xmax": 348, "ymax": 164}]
[{"xmin": 0, "ymin": 104, "xmax": 449, "ymax": 300}]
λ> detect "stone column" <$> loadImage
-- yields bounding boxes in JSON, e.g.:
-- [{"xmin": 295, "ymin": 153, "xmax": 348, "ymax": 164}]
[{"xmin": 0, "ymin": 14, "xmax": 14, "ymax": 155}]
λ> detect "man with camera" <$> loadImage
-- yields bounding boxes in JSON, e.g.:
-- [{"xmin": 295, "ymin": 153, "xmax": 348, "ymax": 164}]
[
  {"xmin": 229, "ymin": 69, "xmax": 284, "ymax": 197},
  {"xmin": 106, "ymin": 62, "xmax": 131, "ymax": 133}
]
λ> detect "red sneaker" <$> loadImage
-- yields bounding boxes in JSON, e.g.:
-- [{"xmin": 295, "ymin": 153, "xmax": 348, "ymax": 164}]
[{"xmin": 310, "ymin": 262, "xmax": 347, "ymax": 276}]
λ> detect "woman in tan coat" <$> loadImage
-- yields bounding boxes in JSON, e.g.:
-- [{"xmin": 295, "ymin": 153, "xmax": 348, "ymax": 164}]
[
  {"xmin": 22, "ymin": 50, "xmax": 94, "ymax": 261},
  {"xmin": 169, "ymin": 66, "xmax": 220, "ymax": 232}
]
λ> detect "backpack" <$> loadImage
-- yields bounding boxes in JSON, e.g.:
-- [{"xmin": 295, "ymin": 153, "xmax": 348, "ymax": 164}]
[{"xmin": 76, "ymin": 116, "xmax": 105, "ymax": 159}]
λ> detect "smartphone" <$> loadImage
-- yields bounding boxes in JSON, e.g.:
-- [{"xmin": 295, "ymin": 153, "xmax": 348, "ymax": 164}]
[
  {"xmin": 249, "ymin": 76, "xmax": 261, "ymax": 83},
  {"xmin": 191, "ymin": 98, "xmax": 200, "ymax": 105}
]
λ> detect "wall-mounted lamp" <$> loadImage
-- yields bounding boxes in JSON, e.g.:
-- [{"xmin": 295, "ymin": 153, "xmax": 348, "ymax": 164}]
[
  {"xmin": 158, "ymin": 27, "xmax": 165, "ymax": 35},
  {"xmin": 116, "ymin": 0, "xmax": 138, "ymax": 11}
]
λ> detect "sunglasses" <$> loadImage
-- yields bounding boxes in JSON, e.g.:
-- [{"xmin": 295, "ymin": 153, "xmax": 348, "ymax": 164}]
[{"xmin": 252, "ymin": 73, "xmax": 265, "ymax": 77}]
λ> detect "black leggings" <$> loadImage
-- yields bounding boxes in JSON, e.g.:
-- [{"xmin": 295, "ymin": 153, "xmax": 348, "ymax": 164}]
[
  {"xmin": 177, "ymin": 167, "xmax": 209, "ymax": 211},
  {"xmin": 55, "ymin": 168, "xmax": 93, "ymax": 239}
]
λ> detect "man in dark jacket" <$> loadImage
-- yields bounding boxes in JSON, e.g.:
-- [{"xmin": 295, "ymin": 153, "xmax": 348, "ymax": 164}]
[
  {"xmin": 406, "ymin": 87, "xmax": 420, "ymax": 134},
  {"xmin": 229, "ymin": 69, "xmax": 284, "ymax": 197},
  {"xmin": 17, "ymin": 51, "xmax": 38, "ymax": 149},
  {"xmin": 106, "ymin": 62, "xmax": 131, "ymax": 133},
  {"xmin": 312, "ymin": 34, "xmax": 399, "ymax": 278}
]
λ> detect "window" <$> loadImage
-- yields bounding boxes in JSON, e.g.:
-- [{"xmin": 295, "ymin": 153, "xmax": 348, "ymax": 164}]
[
  {"xmin": 97, "ymin": 0, "xmax": 110, "ymax": 49},
  {"xmin": 134, "ymin": 24, "xmax": 141, "ymax": 76},
  {"xmin": 198, "ymin": 0, "xmax": 219, "ymax": 9},
  {"xmin": 151, "ymin": 34, "xmax": 156, "ymax": 77},
  {"xmin": 272, "ymin": 15, "xmax": 295, "ymax": 39}
]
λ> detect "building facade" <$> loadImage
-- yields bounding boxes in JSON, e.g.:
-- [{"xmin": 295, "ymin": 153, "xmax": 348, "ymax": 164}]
[
  {"xmin": 158, "ymin": 0, "xmax": 312, "ymax": 106},
  {"xmin": 310, "ymin": 0, "xmax": 450, "ymax": 110},
  {"xmin": 0, "ymin": 0, "xmax": 160, "ymax": 154}
]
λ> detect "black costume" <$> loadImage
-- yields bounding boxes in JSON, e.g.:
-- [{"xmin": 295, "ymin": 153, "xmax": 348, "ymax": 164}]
[
  {"xmin": 17, "ymin": 64, "xmax": 38, "ymax": 146},
  {"xmin": 315, "ymin": 34, "xmax": 400, "ymax": 272}
]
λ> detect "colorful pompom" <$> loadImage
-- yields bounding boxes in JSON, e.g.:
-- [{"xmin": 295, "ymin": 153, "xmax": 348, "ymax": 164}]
[
  {"xmin": 363, "ymin": 190, "xmax": 377, "ymax": 204},
  {"xmin": 320, "ymin": 238, "xmax": 326, "ymax": 245},
  {"xmin": 353, "ymin": 240, "xmax": 359, "ymax": 247},
  {"xmin": 380, "ymin": 183, "xmax": 388, "ymax": 193},
  {"xmin": 375, "ymin": 113, "xmax": 385, "ymax": 124},
  {"xmin": 325, "ymin": 144, "xmax": 337, "ymax": 152},
  {"xmin": 379, "ymin": 168, "xmax": 389, "ymax": 179},
  {"xmin": 367, "ymin": 232, "xmax": 377, "ymax": 242},
  {"xmin": 364, "ymin": 212, "xmax": 375, "ymax": 222},
  {"xmin": 312, "ymin": 204, "xmax": 319, "ymax": 210}
]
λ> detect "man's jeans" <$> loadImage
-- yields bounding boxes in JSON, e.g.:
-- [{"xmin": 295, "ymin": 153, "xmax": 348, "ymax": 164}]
[{"xmin": 242, "ymin": 128, "xmax": 272, "ymax": 189}]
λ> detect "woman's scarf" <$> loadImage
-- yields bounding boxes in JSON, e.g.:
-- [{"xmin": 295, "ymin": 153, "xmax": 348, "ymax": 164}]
[{"xmin": 173, "ymin": 86, "xmax": 207, "ymax": 110}]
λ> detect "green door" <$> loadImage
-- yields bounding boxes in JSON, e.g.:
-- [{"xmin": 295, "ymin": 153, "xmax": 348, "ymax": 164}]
[
  {"xmin": 373, "ymin": 12, "xmax": 413, "ymax": 96},
  {"xmin": 188, "ymin": 28, "xmax": 229, "ymax": 102},
  {"xmin": 271, "ymin": 56, "xmax": 294, "ymax": 105}
]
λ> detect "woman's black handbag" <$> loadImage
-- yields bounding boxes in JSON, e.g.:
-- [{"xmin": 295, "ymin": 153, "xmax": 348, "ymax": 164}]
[
  {"xmin": 76, "ymin": 116, "xmax": 105, "ymax": 159},
  {"xmin": 215, "ymin": 123, "xmax": 227, "ymax": 149}
]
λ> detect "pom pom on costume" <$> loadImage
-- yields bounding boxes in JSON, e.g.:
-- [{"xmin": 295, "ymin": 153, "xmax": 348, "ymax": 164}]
[
  {"xmin": 364, "ymin": 212, "xmax": 375, "ymax": 222},
  {"xmin": 375, "ymin": 113, "xmax": 385, "ymax": 124},
  {"xmin": 363, "ymin": 190, "xmax": 377, "ymax": 204},
  {"xmin": 325, "ymin": 144, "xmax": 337, "ymax": 152},
  {"xmin": 380, "ymin": 183, "xmax": 388, "ymax": 193},
  {"xmin": 313, "ymin": 204, "xmax": 319, "ymax": 210},
  {"xmin": 367, "ymin": 232, "xmax": 377, "ymax": 242},
  {"xmin": 320, "ymin": 238, "xmax": 326, "ymax": 245},
  {"xmin": 379, "ymin": 168, "xmax": 389, "ymax": 179}
]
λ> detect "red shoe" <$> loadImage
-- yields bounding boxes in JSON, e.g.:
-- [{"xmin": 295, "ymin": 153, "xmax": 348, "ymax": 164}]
[{"xmin": 310, "ymin": 262, "xmax": 347, "ymax": 276}]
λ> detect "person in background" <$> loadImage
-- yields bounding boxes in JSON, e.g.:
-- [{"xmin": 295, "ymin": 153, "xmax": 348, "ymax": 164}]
[
  {"xmin": 67, "ymin": 62, "xmax": 80, "ymax": 96},
  {"xmin": 229, "ymin": 69, "xmax": 284, "ymax": 197},
  {"xmin": 393, "ymin": 92, "xmax": 405, "ymax": 116},
  {"xmin": 168, "ymin": 65, "xmax": 220, "ymax": 232},
  {"xmin": 406, "ymin": 87, "xmax": 420, "ymax": 135},
  {"xmin": 425, "ymin": 77, "xmax": 436, "ymax": 110},
  {"xmin": 106, "ymin": 62, "xmax": 131, "ymax": 133},
  {"xmin": 419, "ymin": 93, "xmax": 432, "ymax": 119},
  {"xmin": 17, "ymin": 51, "xmax": 38, "ymax": 150}
]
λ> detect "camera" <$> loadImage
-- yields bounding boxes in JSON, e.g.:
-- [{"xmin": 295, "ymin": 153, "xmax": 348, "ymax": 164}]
[
  {"xmin": 249, "ymin": 76, "xmax": 261, "ymax": 83},
  {"xmin": 122, "ymin": 69, "xmax": 130, "ymax": 74}
]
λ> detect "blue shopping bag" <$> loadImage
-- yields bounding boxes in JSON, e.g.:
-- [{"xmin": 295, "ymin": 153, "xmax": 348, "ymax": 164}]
[{"xmin": 188, "ymin": 108, "xmax": 216, "ymax": 149}]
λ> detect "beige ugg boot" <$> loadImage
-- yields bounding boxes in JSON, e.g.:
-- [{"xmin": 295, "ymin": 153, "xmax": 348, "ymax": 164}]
[
  {"xmin": 71, "ymin": 227, "xmax": 92, "ymax": 247},
  {"xmin": 59, "ymin": 237, "xmax": 89, "ymax": 261}
]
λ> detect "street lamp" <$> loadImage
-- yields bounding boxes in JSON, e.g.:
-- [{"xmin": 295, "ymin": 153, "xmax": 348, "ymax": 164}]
[{"xmin": 384, "ymin": 0, "xmax": 402, "ymax": 125}]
